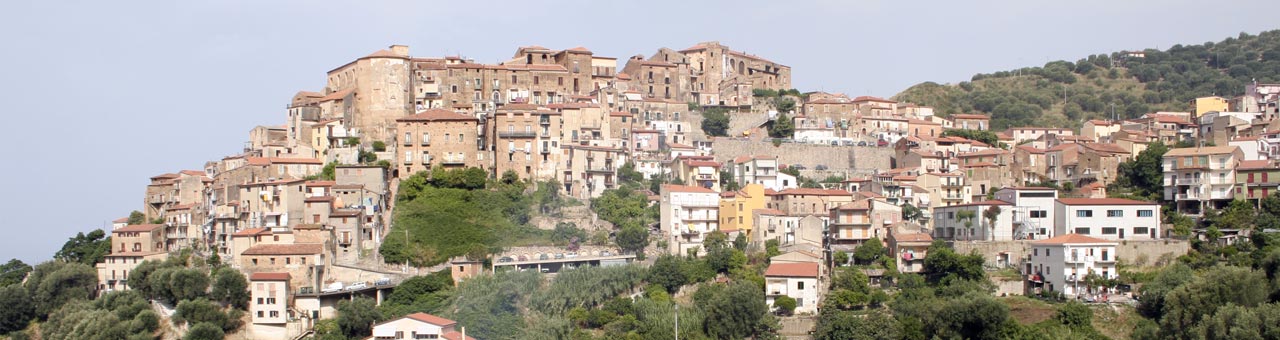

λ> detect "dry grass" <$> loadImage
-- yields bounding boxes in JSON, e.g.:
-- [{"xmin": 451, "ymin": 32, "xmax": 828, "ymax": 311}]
[{"xmin": 1000, "ymin": 296, "xmax": 1057, "ymax": 325}]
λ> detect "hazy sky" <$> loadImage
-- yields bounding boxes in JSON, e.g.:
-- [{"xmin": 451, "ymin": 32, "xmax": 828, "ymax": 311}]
[{"xmin": 0, "ymin": 0, "xmax": 1274, "ymax": 264}]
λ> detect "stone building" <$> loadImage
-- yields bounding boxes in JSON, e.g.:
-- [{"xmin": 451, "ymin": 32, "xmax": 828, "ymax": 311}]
[
  {"xmin": 96, "ymin": 224, "xmax": 169, "ymax": 292},
  {"xmin": 393, "ymin": 109, "xmax": 485, "ymax": 178}
]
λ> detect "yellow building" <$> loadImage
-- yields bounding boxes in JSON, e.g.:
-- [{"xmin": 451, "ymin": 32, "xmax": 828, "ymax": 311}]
[
  {"xmin": 719, "ymin": 184, "xmax": 767, "ymax": 237},
  {"xmin": 1191, "ymin": 96, "xmax": 1228, "ymax": 117}
]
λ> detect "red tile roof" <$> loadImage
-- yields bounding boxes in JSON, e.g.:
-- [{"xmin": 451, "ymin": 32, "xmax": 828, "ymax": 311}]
[
  {"xmin": 852, "ymin": 96, "xmax": 896, "ymax": 103},
  {"xmin": 305, "ymin": 196, "xmax": 335, "ymax": 203},
  {"xmin": 1033, "ymin": 233, "xmax": 1115, "ymax": 245},
  {"xmin": 397, "ymin": 109, "xmax": 477, "ymax": 122},
  {"xmin": 406, "ymin": 312, "xmax": 458, "ymax": 327},
  {"xmin": 1238, "ymin": 160, "xmax": 1277, "ymax": 170},
  {"xmin": 662, "ymin": 184, "xmax": 716, "ymax": 194},
  {"xmin": 753, "ymin": 208, "xmax": 787, "ymax": 216},
  {"xmin": 242, "ymin": 244, "xmax": 324, "ymax": 256},
  {"xmin": 249, "ymin": 272, "xmax": 291, "ymax": 281},
  {"xmin": 951, "ymin": 114, "xmax": 990, "ymax": 120},
  {"xmin": 775, "ymin": 188, "xmax": 852, "ymax": 196},
  {"xmin": 114, "ymin": 224, "xmax": 165, "ymax": 233},
  {"xmin": 112, "ymin": 217, "xmax": 129, "ymax": 223},
  {"xmin": 231, "ymin": 227, "xmax": 271, "ymax": 237},
  {"xmin": 892, "ymin": 232, "xmax": 934, "ymax": 243},
  {"xmin": 764, "ymin": 262, "xmax": 820, "ymax": 278}
]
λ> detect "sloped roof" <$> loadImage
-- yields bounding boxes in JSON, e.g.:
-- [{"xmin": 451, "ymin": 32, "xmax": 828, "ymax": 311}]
[
  {"xmin": 764, "ymin": 262, "xmax": 820, "ymax": 278},
  {"xmin": 115, "ymin": 224, "xmax": 165, "ymax": 233},
  {"xmin": 249, "ymin": 272, "xmax": 291, "ymax": 281},
  {"xmin": 1032, "ymin": 233, "xmax": 1115, "ymax": 245},
  {"xmin": 1056, "ymin": 198, "xmax": 1155, "ymax": 206},
  {"xmin": 397, "ymin": 109, "xmax": 477, "ymax": 122},
  {"xmin": 663, "ymin": 184, "xmax": 716, "ymax": 194},
  {"xmin": 241, "ymin": 243, "xmax": 324, "ymax": 255}
]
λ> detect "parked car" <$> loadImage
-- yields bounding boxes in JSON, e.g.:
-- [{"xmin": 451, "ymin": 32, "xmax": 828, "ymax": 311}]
[
  {"xmin": 498, "ymin": 257, "xmax": 514, "ymax": 263},
  {"xmin": 540, "ymin": 267, "xmax": 550, "ymax": 273},
  {"xmin": 858, "ymin": 141, "xmax": 868, "ymax": 146},
  {"xmin": 539, "ymin": 253, "xmax": 549, "ymax": 260},
  {"xmin": 791, "ymin": 165, "xmax": 807, "ymax": 170},
  {"xmin": 815, "ymin": 164, "xmax": 829, "ymax": 170},
  {"xmin": 375, "ymin": 277, "xmax": 391, "ymax": 286},
  {"xmin": 346, "ymin": 282, "xmax": 368, "ymax": 291},
  {"xmin": 321, "ymin": 282, "xmax": 344, "ymax": 293},
  {"xmin": 565, "ymin": 252, "xmax": 578, "ymax": 258},
  {"xmin": 600, "ymin": 250, "xmax": 612, "ymax": 257},
  {"xmin": 877, "ymin": 139, "xmax": 889, "ymax": 147},
  {"xmin": 554, "ymin": 253, "xmax": 565, "ymax": 259}
]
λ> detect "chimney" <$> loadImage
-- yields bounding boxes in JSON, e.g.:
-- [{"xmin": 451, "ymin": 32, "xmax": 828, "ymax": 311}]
[{"xmin": 389, "ymin": 45, "xmax": 409, "ymax": 57}]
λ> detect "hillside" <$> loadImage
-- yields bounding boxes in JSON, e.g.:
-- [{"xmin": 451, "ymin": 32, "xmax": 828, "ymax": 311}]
[{"xmin": 894, "ymin": 29, "xmax": 1280, "ymax": 130}]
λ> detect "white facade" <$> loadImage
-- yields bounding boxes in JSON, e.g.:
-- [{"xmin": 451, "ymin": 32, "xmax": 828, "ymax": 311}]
[
  {"xmin": 1027, "ymin": 235, "xmax": 1119, "ymax": 297},
  {"xmin": 1053, "ymin": 199, "xmax": 1161, "ymax": 240},
  {"xmin": 249, "ymin": 275, "xmax": 290, "ymax": 325},
  {"xmin": 661, "ymin": 185, "xmax": 720, "ymax": 256},
  {"xmin": 994, "ymin": 187, "xmax": 1058, "ymax": 239},
  {"xmin": 764, "ymin": 263, "xmax": 821, "ymax": 315},
  {"xmin": 733, "ymin": 156, "xmax": 797, "ymax": 191},
  {"xmin": 931, "ymin": 201, "xmax": 1014, "ymax": 241},
  {"xmin": 366, "ymin": 313, "xmax": 467, "ymax": 340}
]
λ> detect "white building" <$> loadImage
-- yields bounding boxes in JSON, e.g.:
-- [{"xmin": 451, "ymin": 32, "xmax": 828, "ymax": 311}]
[
  {"xmin": 764, "ymin": 262, "xmax": 821, "ymax": 314},
  {"xmin": 732, "ymin": 155, "xmax": 797, "ymax": 191},
  {"xmin": 661, "ymin": 184, "xmax": 721, "ymax": 256},
  {"xmin": 931, "ymin": 200, "xmax": 1014, "ymax": 241},
  {"xmin": 1026, "ymin": 234, "xmax": 1119, "ymax": 297},
  {"xmin": 1053, "ymin": 198, "xmax": 1161, "ymax": 240},
  {"xmin": 994, "ymin": 187, "xmax": 1058, "ymax": 239},
  {"xmin": 367, "ymin": 312, "xmax": 473, "ymax": 340},
  {"xmin": 1162, "ymin": 146, "xmax": 1244, "ymax": 215}
]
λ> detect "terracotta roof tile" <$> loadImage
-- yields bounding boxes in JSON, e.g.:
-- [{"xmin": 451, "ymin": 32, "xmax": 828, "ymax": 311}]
[
  {"xmin": 764, "ymin": 262, "xmax": 820, "ymax": 277},
  {"xmin": 1056, "ymin": 198, "xmax": 1155, "ymax": 206},
  {"xmin": 242, "ymin": 243, "xmax": 324, "ymax": 256},
  {"xmin": 114, "ymin": 224, "xmax": 165, "ymax": 233},
  {"xmin": 249, "ymin": 272, "xmax": 291, "ymax": 281},
  {"xmin": 892, "ymin": 232, "xmax": 933, "ymax": 243},
  {"xmin": 663, "ymin": 184, "xmax": 716, "ymax": 194},
  {"xmin": 398, "ymin": 109, "xmax": 477, "ymax": 122},
  {"xmin": 1033, "ymin": 233, "xmax": 1115, "ymax": 245},
  {"xmin": 406, "ymin": 313, "xmax": 458, "ymax": 327}
]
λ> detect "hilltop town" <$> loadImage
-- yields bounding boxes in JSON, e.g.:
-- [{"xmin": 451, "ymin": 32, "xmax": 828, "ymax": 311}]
[{"xmin": 13, "ymin": 36, "xmax": 1280, "ymax": 340}]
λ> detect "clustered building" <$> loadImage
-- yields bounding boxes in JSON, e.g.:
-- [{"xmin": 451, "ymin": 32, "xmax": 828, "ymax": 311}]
[{"xmin": 95, "ymin": 41, "xmax": 1280, "ymax": 330}]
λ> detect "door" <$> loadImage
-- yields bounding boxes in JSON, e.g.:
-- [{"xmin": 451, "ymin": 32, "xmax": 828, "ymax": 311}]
[{"xmin": 1119, "ymin": 228, "xmax": 1125, "ymax": 239}]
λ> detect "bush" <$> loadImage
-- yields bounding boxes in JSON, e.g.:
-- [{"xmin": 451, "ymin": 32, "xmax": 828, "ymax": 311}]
[
  {"xmin": 184, "ymin": 322, "xmax": 224, "ymax": 340},
  {"xmin": 773, "ymin": 295, "xmax": 796, "ymax": 315}
]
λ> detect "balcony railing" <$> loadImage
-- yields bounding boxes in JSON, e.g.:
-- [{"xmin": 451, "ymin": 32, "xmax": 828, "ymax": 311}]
[
  {"xmin": 1178, "ymin": 177, "xmax": 1202, "ymax": 185},
  {"xmin": 421, "ymin": 140, "xmax": 431, "ymax": 146},
  {"xmin": 498, "ymin": 131, "xmax": 537, "ymax": 138},
  {"xmin": 442, "ymin": 156, "xmax": 466, "ymax": 165},
  {"xmin": 587, "ymin": 166, "xmax": 615, "ymax": 173},
  {"xmin": 420, "ymin": 155, "xmax": 432, "ymax": 165}
]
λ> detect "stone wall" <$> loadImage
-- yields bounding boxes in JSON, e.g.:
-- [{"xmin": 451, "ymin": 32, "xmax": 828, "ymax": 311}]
[
  {"xmin": 710, "ymin": 137, "xmax": 894, "ymax": 176},
  {"xmin": 952, "ymin": 239, "xmax": 1190, "ymax": 269}
]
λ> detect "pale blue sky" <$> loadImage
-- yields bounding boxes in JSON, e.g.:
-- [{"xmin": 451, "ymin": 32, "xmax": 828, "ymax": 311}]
[{"xmin": 0, "ymin": 0, "xmax": 1273, "ymax": 264}]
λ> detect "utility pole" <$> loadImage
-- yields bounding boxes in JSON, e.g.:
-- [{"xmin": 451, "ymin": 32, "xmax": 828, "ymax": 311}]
[{"xmin": 674, "ymin": 304, "xmax": 679, "ymax": 340}]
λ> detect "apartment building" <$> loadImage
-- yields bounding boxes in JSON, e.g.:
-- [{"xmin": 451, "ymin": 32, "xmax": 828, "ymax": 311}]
[
  {"xmin": 1236, "ymin": 159, "xmax": 1280, "ymax": 202},
  {"xmin": 672, "ymin": 155, "xmax": 721, "ymax": 191},
  {"xmin": 768, "ymin": 188, "xmax": 855, "ymax": 217},
  {"xmin": 915, "ymin": 172, "xmax": 972, "ymax": 208},
  {"xmin": 96, "ymin": 224, "xmax": 169, "ymax": 292},
  {"xmin": 661, "ymin": 184, "xmax": 721, "ymax": 256},
  {"xmin": 1026, "ymin": 234, "xmax": 1118, "ymax": 297},
  {"xmin": 1162, "ymin": 146, "xmax": 1245, "ymax": 215},
  {"xmin": 1006, "ymin": 127, "xmax": 1074, "ymax": 145},
  {"xmin": 563, "ymin": 145, "xmax": 627, "ymax": 199},
  {"xmin": 249, "ymin": 272, "xmax": 291, "ymax": 326},
  {"xmin": 764, "ymin": 262, "xmax": 821, "ymax": 314},
  {"xmin": 720, "ymin": 184, "xmax": 767, "ymax": 236},
  {"xmin": 950, "ymin": 114, "xmax": 991, "ymax": 131},
  {"xmin": 1054, "ymin": 198, "xmax": 1160, "ymax": 240},
  {"xmin": 731, "ymin": 155, "xmax": 795, "ymax": 191},
  {"xmin": 679, "ymin": 41, "xmax": 792, "ymax": 107},
  {"xmin": 1082, "ymin": 120, "xmax": 1121, "ymax": 142},
  {"xmin": 393, "ymin": 109, "xmax": 484, "ymax": 177},
  {"xmin": 994, "ymin": 187, "xmax": 1058, "ymax": 239},
  {"xmin": 828, "ymin": 200, "xmax": 877, "ymax": 250},
  {"xmin": 889, "ymin": 231, "xmax": 933, "ymax": 273},
  {"xmin": 239, "ymin": 243, "xmax": 329, "ymax": 291},
  {"xmin": 323, "ymin": 46, "xmax": 413, "ymax": 142},
  {"xmin": 931, "ymin": 200, "xmax": 1014, "ymax": 241}
]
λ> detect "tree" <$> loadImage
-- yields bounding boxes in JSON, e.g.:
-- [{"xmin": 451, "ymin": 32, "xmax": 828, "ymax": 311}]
[
  {"xmin": 983, "ymin": 206, "xmax": 1002, "ymax": 242},
  {"xmin": 773, "ymin": 295, "xmax": 796, "ymax": 316},
  {"xmin": 1056, "ymin": 301, "xmax": 1092, "ymax": 328},
  {"xmin": 319, "ymin": 161, "xmax": 338, "ymax": 180},
  {"xmin": 720, "ymin": 170, "xmax": 740, "ymax": 192},
  {"xmin": 185, "ymin": 322, "xmax": 225, "ymax": 340},
  {"xmin": 336, "ymin": 297, "xmax": 380, "ymax": 339},
  {"xmin": 704, "ymin": 281, "xmax": 769, "ymax": 339},
  {"xmin": 922, "ymin": 241, "xmax": 986, "ymax": 284},
  {"xmin": 550, "ymin": 222, "xmax": 587, "ymax": 248},
  {"xmin": 769, "ymin": 114, "xmax": 795, "ymax": 138},
  {"xmin": 174, "ymin": 298, "xmax": 240, "ymax": 332},
  {"xmin": 646, "ymin": 255, "xmax": 687, "ymax": 294},
  {"xmin": 853, "ymin": 238, "xmax": 885, "ymax": 265},
  {"xmin": 733, "ymin": 232, "xmax": 748, "ymax": 252},
  {"xmin": 901, "ymin": 204, "xmax": 923, "ymax": 222},
  {"xmin": 209, "ymin": 267, "xmax": 249, "ymax": 310},
  {"xmin": 776, "ymin": 98, "xmax": 797, "ymax": 113},
  {"xmin": 956, "ymin": 210, "xmax": 977, "ymax": 240},
  {"xmin": 815, "ymin": 310, "xmax": 899, "ymax": 340},
  {"xmin": 1114, "ymin": 142, "xmax": 1169, "ymax": 199},
  {"xmin": 126, "ymin": 211, "xmax": 146, "ymax": 225},
  {"xmin": 0, "ymin": 259, "xmax": 32, "ymax": 287},
  {"xmin": 616, "ymin": 224, "xmax": 650, "ymax": 257},
  {"xmin": 54, "ymin": 229, "xmax": 111, "ymax": 265},
  {"xmin": 701, "ymin": 108, "xmax": 730, "ymax": 137},
  {"xmin": 26, "ymin": 261, "xmax": 97, "ymax": 317},
  {"xmin": 0, "ymin": 285, "xmax": 34, "ymax": 334}
]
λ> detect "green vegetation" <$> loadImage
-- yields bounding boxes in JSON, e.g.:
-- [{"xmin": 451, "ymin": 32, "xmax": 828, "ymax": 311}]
[
  {"xmin": 54, "ymin": 229, "xmax": 111, "ymax": 266},
  {"xmin": 700, "ymin": 107, "xmax": 730, "ymax": 137},
  {"xmin": 768, "ymin": 113, "xmax": 794, "ymax": 138},
  {"xmin": 0, "ymin": 259, "xmax": 32, "ymax": 288},
  {"xmin": 126, "ymin": 210, "xmax": 146, "ymax": 225},
  {"xmin": 896, "ymin": 30, "xmax": 1280, "ymax": 130},
  {"xmin": 940, "ymin": 129, "xmax": 1003, "ymax": 148},
  {"xmin": 381, "ymin": 167, "xmax": 541, "ymax": 266},
  {"xmin": 1109, "ymin": 142, "xmax": 1170, "ymax": 201}
]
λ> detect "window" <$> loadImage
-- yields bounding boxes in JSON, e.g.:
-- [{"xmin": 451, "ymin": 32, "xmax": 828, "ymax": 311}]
[
  {"xmin": 269, "ymin": 311, "xmax": 279, "ymax": 318},
  {"xmin": 1030, "ymin": 210, "xmax": 1047, "ymax": 218},
  {"xmin": 257, "ymin": 311, "xmax": 264, "ymax": 318},
  {"xmin": 1107, "ymin": 210, "xmax": 1123, "ymax": 217},
  {"xmin": 1075, "ymin": 227, "xmax": 1090, "ymax": 234},
  {"xmin": 797, "ymin": 281, "xmax": 805, "ymax": 290},
  {"xmin": 252, "ymin": 259, "xmax": 258, "ymax": 265},
  {"xmin": 269, "ymin": 258, "xmax": 276, "ymax": 265},
  {"xmin": 1135, "ymin": 227, "xmax": 1150, "ymax": 235},
  {"xmin": 257, "ymin": 298, "xmax": 264, "ymax": 305},
  {"xmin": 1034, "ymin": 248, "xmax": 1038, "ymax": 256},
  {"xmin": 1076, "ymin": 210, "xmax": 1093, "ymax": 217},
  {"xmin": 1102, "ymin": 227, "xmax": 1117, "ymax": 234},
  {"xmin": 286, "ymin": 258, "xmax": 291, "ymax": 265}
]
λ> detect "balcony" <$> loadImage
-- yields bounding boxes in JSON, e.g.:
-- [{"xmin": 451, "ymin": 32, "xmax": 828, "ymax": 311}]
[
  {"xmin": 587, "ymin": 166, "xmax": 615, "ymax": 173},
  {"xmin": 753, "ymin": 170, "xmax": 777, "ymax": 177},
  {"xmin": 403, "ymin": 139, "xmax": 413, "ymax": 146},
  {"xmin": 1176, "ymin": 192, "xmax": 1199, "ymax": 200},
  {"xmin": 403, "ymin": 157, "xmax": 412, "ymax": 165},
  {"xmin": 539, "ymin": 117, "xmax": 551, "ymax": 125},
  {"xmin": 696, "ymin": 174, "xmax": 715, "ymax": 181},
  {"xmin": 421, "ymin": 139, "xmax": 431, "ymax": 146},
  {"xmin": 1177, "ymin": 177, "xmax": 1202, "ymax": 185},
  {"xmin": 442, "ymin": 156, "xmax": 466, "ymax": 165},
  {"xmin": 420, "ymin": 155, "xmax": 432, "ymax": 165},
  {"xmin": 540, "ymin": 130, "xmax": 551, "ymax": 138},
  {"xmin": 498, "ymin": 131, "xmax": 537, "ymax": 138}
]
